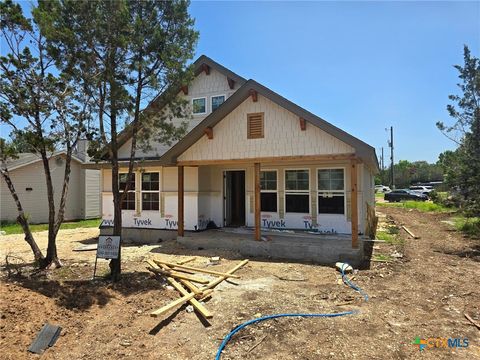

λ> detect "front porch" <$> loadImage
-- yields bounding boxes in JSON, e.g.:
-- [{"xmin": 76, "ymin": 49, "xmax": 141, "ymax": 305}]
[{"xmin": 177, "ymin": 228, "xmax": 366, "ymax": 267}]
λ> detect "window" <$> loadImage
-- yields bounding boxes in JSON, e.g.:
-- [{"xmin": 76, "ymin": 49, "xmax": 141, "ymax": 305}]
[
  {"xmin": 211, "ymin": 95, "xmax": 225, "ymax": 111},
  {"xmin": 247, "ymin": 113, "xmax": 264, "ymax": 139},
  {"xmin": 318, "ymin": 169, "xmax": 345, "ymax": 215},
  {"xmin": 119, "ymin": 173, "xmax": 135, "ymax": 210},
  {"xmin": 192, "ymin": 97, "xmax": 206, "ymax": 114},
  {"xmin": 141, "ymin": 172, "xmax": 159, "ymax": 211},
  {"xmin": 260, "ymin": 170, "xmax": 277, "ymax": 212},
  {"xmin": 285, "ymin": 170, "xmax": 309, "ymax": 213}
]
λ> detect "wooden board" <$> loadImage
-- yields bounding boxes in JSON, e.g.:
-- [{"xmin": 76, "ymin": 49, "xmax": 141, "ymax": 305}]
[
  {"xmin": 201, "ymin": 259, "xmax": 249, "ymax": 291},
  {"xmin": 146, "ymin": 260, "xmax": 212, "ymax": 319},
  {"xmin": 28, "ymin": 323, "xmax": 62, "ymax": 354},
  {"xmin": 150, "ymin": 292, "xmax": 197, "ymax": 317},
  {"xmin": 149, "ymin": 267, "xmax": 209, "ymax": 284},
  {"xmin": 154, "ymin": 259, "xmax": 240, "ymax": 278}
]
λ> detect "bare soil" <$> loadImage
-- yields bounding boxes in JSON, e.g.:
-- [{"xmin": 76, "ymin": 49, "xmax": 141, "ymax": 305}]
[{"xmin": 1, "ymin": 207, "xmax": 479, "ymax": 360}]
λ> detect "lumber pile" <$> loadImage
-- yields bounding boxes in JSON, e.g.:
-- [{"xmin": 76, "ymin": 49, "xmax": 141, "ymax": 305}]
[{"xmin": 145, "ymin": 257, "xmax": 249, "ymax": 320}]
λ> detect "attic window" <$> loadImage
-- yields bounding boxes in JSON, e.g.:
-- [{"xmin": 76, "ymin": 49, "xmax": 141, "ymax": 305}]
[{"xmin": 247, "ymin": 113, "xmax": 264, "ymax": 139}]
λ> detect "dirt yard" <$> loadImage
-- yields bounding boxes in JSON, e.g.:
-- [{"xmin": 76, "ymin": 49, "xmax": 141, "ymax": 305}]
[{"xmin": 1, "ymin": 207, "xmax": 479, "ymax": 360}]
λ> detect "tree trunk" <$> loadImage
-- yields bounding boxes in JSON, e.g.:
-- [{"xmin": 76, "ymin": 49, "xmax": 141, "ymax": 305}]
[{"xmin": 1, "ymin": 169, "xmax": 45, "ymax": 263}]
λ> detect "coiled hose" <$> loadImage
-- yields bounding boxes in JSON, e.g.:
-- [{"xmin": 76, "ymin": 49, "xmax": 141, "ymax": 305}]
[{"xmin": 215, "ymin": 263, "xmax": 368, "ymax": 359}]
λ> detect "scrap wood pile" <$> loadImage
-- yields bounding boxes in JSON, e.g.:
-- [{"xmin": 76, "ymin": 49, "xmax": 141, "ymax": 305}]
[{"xmin": 145, "ymin": 257, "xmax": 248, "ymax": 320}]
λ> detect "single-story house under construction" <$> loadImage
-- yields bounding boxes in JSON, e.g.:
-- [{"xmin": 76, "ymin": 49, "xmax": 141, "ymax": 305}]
[{"xmin": 93, "ymin": 56, "xmax": 378, "ymax": 265}]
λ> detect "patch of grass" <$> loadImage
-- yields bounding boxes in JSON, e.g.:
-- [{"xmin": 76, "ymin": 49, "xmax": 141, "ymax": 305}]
[
  {"xmin": 373, "ymin": 254, "xmax": 393, "ymax": 262},
  {"xmin": 376, "ymin": 226, "xmax": 403, "ymax": 245},
  {"xmin": 453, "ymin": 216, "xmax": 480, "ymax": 238},
  {"xmin": 377, "ymin": 200, "xmax": 454, "ymax": 213},
  {"xmin": 0, "ymin": 218, "xmax": 101, "ymax": 235}
]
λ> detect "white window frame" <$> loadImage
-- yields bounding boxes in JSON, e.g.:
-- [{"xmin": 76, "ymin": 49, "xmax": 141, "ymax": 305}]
[
  {"xmin": 284, "ymin": 168, "xmax": 311, "ymax": 214},
  {"xmin": 119, "ymin": 172, "xmax": 136, "ymax": 211},
  {"xmin": 260, "ymin": 169, "xmax": 278, "ymax": 214},
  {"xmin": 211, "ymin": 94, "xmax": 226, "ymax": 112},
  {"xmin": 141, "ymin": 172, "xmax": 160, "ymax": 211},
  {"xmin": 192, "ymin": 97, "xmax": 207, "ymax": 115},
  {"xmin": 316, "ymin": 167, "xmax": 346, "ymax": 216}
]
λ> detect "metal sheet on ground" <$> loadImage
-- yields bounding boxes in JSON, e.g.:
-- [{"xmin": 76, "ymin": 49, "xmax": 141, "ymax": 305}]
[{"xmin": 28, "ymin": 323, "xmax": 62, "ymax": 354}]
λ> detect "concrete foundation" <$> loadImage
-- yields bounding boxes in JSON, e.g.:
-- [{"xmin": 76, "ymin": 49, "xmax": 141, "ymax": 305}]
[
  {"xmin": 177, "ymin": 229, "xmax": 365, "ymax": 267},
  {"xmin": 99, "ymin": 227, "xmax": 177, "ymax": 244}
]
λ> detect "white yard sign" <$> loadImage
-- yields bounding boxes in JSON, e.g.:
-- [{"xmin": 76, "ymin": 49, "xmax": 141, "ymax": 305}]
[{"xmin": 97, "ymin": 236, "xmax": 121, "ymax": 259}]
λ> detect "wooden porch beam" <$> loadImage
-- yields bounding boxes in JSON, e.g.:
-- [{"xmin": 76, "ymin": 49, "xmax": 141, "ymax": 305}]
[
  {"xmin": 249, "ymin": 89, "xmax": 258, "ymax": 102},
  {"xmin": 178, "ymin": 165, "xmax": 184, "ymax": 237},
  {"xmin": 227, "ymin": 77, "xmax": 235, "ymax": 90},
  {"xmin": 299, "ymin": 117, "xmax": 306, "ymax": 131},
  {"xmin": 201, "ymin": 63, "xmax": 210, "ymax": 75},
  {"xmin": 181, "ymin": 85, "xmax": 188, "ymax": 95},
  {"xmin": 177, "ymin": 153, "xmax": 358, "ymax": 166},
  {"xmin": 254, "ymin": 162, "xmax": 261, "ymax": 241},
  {"xmin": 350, "ymin": 160, "xmax": 358, "ymax": 248},
  {"xmin": 204, "ymin": 127, "xmax": 213, "ymax": 140}
]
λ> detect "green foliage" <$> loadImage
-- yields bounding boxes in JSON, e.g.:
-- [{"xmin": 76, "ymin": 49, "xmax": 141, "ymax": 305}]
[
  {"xmin": 437, "ymin": 46, "xmax": 480, "ymax": 217},
  {"xmin": 376, "ymin": 160, "xmax": 443, "ymax": 188},
  {"xmin": 453, "ymin": 216, "xmax": 480, "ymax": 238},
  {"xmin": 377, "ymin": 200, "xmax": 454, "ymax": 212},
  {"xmin": 34, "ymin": 0, "xmax": 199, "ymax": 157},
  {"xmin": 0, "ymin": 218, "xmax": 102, "ymax": 235}
]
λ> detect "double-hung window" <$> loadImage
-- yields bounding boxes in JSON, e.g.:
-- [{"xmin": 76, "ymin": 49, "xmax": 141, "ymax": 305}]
[
  {"xmin": 141, "ymin": 172, "xmax": 159, "ymax": 211},
  {"xmin": 318, "ymin": 169, "xmax": 345, "ymax": 215},
  {"xmin": 285, "ymin": 170, "xmax": 310, "ymax": 213},
  {"xmin": 211, "ymin": 95, "xmax": 225, "ymax": 111},
  {"xmin": 119, "ymin": 173, "xmax": 135, "ymax": 210},
  {"xmin": 192, "ymin": 97, "xmax": 206, "ymax": 115},
  {"xmin": 260, "ymin": 170, "xmax": 277, "ymax": 212}
]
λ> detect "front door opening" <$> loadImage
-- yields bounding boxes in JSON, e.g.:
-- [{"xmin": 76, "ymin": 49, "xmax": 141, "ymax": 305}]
[{"xmin": 224, "ymin": 170, "xmax": 246, "ymax": 227}]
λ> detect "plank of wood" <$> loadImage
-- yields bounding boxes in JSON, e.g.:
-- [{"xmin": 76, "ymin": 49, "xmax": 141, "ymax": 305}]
[
  {"xmin": 147, "ymin": 260, "xmax": 213, "ymax": 319},
  {"xmin": 465, "ymin": 313, "xmax": 480, "ymax": 330},
  {"xmin": 179, "ymin": 279, "xmax": 203, "ymax": 296},
  {"xmin": 177, "ymin": 257, "xmax": 196, "ymax": 265},
  {"xmin": 201, "ymin": 259, "xmax": 249, "ymax": 291},
  {"xmin": 28, "ymin": 323, "xmax": 62, "ymax": 354},
  {"xmin": 402, "ymin": 225, "xmax": 419, "ymax": 239},
  {"xmin": 154, "ymin": 259, "xmax": 240, "ymax": 278},
  {"xmin": 150, "ymin": 292, "xmax": 197, "ymax": 317},
  {"xmin": 149, "ymin": 267, "xmax": 209, "ymax": 284}
]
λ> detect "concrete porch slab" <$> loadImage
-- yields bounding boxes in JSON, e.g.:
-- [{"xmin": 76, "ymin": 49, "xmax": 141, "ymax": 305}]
[{"xmin": 177, "ymin": 228, "xmax": 365, "ymax": 267}]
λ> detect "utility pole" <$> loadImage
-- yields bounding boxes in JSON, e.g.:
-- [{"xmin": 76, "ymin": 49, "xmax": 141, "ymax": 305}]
[{"xmin": 388, "ymin": 126, "xmax": 394, "ymax": 189}]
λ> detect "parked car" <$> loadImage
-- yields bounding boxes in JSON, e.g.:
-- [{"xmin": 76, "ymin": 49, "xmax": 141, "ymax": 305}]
[
  {"xmin": 375, "ymin": 185, "xmax": 391, "ymax": 193},
  {"xmin": 384, "ymin": 189, "xmax": 428, "ymax": 202},
  {"xmin": 409, "ymin": 185, "xmax": 434, "ymax": 196}
]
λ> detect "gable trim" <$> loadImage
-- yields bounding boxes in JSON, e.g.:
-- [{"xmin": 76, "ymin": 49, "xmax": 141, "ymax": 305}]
[{"xmin": 160, "ymin": 79, "xmax": 378, "ymax": 172}]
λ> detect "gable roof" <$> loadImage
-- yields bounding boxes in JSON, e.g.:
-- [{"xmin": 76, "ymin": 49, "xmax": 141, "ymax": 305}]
[
  {"xmin": 112, "ymin": 55, "xmax": 247, "ymax": 153},
  {"xmin": 3, "ymin": 151, "xmax": 84, "ymax": 171},
  {"xmin": 159, "ymin": 79, "xmax": 379, "ymax": 171}
]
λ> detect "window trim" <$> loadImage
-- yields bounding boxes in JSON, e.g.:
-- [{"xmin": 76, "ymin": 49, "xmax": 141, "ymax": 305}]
[
  {"xmin": 211, "ymin": 94, "xmax": 226, "ymax": 112},
  {"xmin": 284, "ymin": 168, "xmax": 311, "ymax": 214},
  {"xmin": 316, "ymin": 167, "xmax": 347, "ymax": 216},
  {"xmin": 260, "ymin": 169, "xmax": 278, "ymax": 214},
  {"xmin": 119, "ymin": 172, "xmax": 136, "ymax": 211},
  {"xmin": 192, "ymin": 97, "xmax": 207, "ymax": 115},
  {"xmin": 141, "ymin": 172, "xmax": 160, "ymax": 211}
]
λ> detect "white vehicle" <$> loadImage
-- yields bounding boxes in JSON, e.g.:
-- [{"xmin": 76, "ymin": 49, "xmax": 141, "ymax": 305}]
[
  {"xmin": 375, "ymin": 185, "xmax": 391, "ymax": 193},
  {"xmin": 409, "ymin": 185, "xmax": 434, "ymax": 196}
]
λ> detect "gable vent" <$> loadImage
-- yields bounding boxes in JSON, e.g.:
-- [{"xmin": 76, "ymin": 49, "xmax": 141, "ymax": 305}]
[{"xmin": 247, "ymin": 113, "xmax": 264, "ymax": 139}]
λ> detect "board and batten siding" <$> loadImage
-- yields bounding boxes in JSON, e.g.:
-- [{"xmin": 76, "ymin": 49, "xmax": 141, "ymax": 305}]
[
  {"xmin": 84, "ymin": 169, "xmax": 101, "ymax": 218},
  {"xmin": 0, "ymin": 156, "xmax": 100, "ymax": 223},
  {"xmin": 118, "ymin": 67, "xmax": 239, "ymax": 159},
  {"xmin": 178, "ymin": 94, "xmax": 355, "ymax": 162}
]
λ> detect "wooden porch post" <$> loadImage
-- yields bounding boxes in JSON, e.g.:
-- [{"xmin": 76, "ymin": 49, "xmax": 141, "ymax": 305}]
[
  {"xmin": 178, "ymin": 165, "xmax": 184, "ymax": 237},
  {"xmin": 351, "ymin": 160, "xmax": 358, "ymax": 248},
  {"xmin": 254, "ymin": 162, "xmax": 261, "ymax": 241}
]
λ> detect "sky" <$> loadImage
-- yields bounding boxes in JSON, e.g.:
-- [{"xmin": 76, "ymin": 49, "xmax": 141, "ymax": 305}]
[
  {"xmin": 1, "ymin": 1, "xmax": 479, "ymax": 164},
  {"xmin": 188, "ymin": 0, "xmax": 480, "ymax": 163}
]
